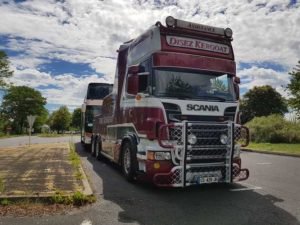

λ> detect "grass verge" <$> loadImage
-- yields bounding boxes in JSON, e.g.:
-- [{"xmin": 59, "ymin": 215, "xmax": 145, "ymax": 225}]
[
  {"xmin": 244, "ymin": 143, "xmax": 300, "ymax": 155},
  {"xmin": 38, "ymin": 133, "xmax": 69, "ymax": 138},
  {"xmin": 69, "ymin": 142, "xmax": 83, "ymax": 180}
]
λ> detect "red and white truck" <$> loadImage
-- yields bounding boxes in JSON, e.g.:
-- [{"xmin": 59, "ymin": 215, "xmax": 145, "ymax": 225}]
[{"xmin": 90, "ymin": 16, "xmax": 249, "ymax": 187}]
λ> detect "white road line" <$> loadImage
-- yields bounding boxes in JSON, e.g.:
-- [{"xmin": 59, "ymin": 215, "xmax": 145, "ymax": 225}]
[
  {"xmin": 230, "ymin": 182, "xmax": 262, "ymax": 192},
  {"xmin": 81, "ymin": 219, "xmax": 92, "ymax": 225},
  {"xmin": 230, "ymin": 186, "xmax": 262, "ymax": 192},
  {"xmin": 256, "ymin": 162, "xmax": 271, "ymax": 165}
]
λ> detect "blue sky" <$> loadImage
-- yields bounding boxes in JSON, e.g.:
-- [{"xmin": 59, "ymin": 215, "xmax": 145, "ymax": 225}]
[{"xmin": 0, "ymin": 0, "xmax": 299, "ymax": 112}]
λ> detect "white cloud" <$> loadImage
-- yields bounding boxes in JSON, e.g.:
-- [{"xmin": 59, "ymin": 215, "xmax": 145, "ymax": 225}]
[
  {"xmin": 238, "ymin": 66, "xmax": 290, "ymax": 96},
  {"xmin": 0, "ymin": 0, "xmax": 299, "ymax": 109},
  {"xmin": 7, "ymin": 68, "xmax": 108, "ymax": 107}
]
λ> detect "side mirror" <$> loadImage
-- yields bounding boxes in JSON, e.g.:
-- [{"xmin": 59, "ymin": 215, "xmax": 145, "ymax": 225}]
[
  {"xmin": 234, "ymin": 76, "xmax": 241, "ymax": 84},
  {"xmin": 234, "ymin": 84, "xmax": 240, "ymax": 100},
  {"xmin": 127, "ymin": 74, "xmax": 139, "ymax": 95}
]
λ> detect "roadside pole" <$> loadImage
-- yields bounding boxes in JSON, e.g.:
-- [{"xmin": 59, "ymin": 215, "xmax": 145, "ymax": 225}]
[{"xmin": 27, "ymin": 115, "xmax": 36, "ymax": 147}]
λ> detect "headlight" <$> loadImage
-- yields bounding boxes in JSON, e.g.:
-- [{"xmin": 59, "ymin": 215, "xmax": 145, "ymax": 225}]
[
  {"xmin": 147, "ymin": 151, "xmax": 171, "ymax": 160},
  {"xmin": 188, "ymin": 134, "xmax": 197, "ymax": 145},
  {"xmin": 220, "ymin": 134, "xmax": 228, "ymax": 145}
]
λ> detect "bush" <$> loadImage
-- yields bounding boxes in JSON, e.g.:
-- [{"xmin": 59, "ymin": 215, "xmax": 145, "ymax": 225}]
[{"xmin": 246, "ymin": 114, "xmax": 300, "ymax": 143}]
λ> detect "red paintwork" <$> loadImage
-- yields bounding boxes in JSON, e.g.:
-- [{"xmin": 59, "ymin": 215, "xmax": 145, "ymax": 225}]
[
  {"xmin": 123, "ymin": 107, "xmax": 166, "ymax": 139},
  {"xmin": 138, "ymin": 160, "xmax": 174, "ymax": 183},
  {"xmin": 153, "ymin": 52, "xmax": 236, "ymax": 75}
]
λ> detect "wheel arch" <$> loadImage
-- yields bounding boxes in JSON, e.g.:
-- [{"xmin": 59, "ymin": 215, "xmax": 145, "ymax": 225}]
[{"xmin": 119, "ymin": 133, "xmax": 139, "ymax": 164}]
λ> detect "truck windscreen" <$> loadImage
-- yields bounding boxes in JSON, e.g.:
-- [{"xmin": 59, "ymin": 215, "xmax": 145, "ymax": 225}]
[
  {"xmin": 153, "ymin": 69, "xmax": 236, "ymax": 101},
  {"xmin": 87, "ymin": 84, "xmax": 111, "ymax": 100}
]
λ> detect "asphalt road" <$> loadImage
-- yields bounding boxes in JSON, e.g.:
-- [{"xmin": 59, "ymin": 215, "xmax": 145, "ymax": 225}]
[
  {"xmin": 0, "ymin": 135, "xmax": 80, "ymax": 148},
  {"xmin": 1, "ymin": 141, "xmax": 300, "ymax": 225}
]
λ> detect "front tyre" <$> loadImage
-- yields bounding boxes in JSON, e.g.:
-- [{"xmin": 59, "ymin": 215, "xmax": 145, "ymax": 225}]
[{"xmin": 121, "ymin": 142, "xmax": 138, "ymax": 182}]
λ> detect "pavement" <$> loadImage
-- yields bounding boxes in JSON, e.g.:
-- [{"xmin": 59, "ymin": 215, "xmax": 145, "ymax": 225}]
[
  {"xmin": 0, "ymin": 142, "xmax": 83, "ymax": 197},
  {"xmin": 0, "ymin": 139, "xmax": 300, "ymax": 225}
]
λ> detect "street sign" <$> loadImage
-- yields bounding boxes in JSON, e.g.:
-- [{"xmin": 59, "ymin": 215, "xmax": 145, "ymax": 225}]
[
  {"xmin": 27, "ymin": 115, "xmax": 36, "ymax": 128},
  {"xmin": 27, "ymin": 115, "xmax": 36, "ymax": 147}
]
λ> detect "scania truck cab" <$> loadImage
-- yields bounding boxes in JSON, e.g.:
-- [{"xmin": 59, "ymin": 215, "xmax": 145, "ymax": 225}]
[{"xmin": 91, "ymin": 16, "xmax": 249, "ymax": 187}]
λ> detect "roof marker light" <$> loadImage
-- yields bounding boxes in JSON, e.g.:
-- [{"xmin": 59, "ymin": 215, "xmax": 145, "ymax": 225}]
[
  {"xmin": 224, "ymin": 28, "xmax": 233, "ymax": 38},
  {"xmin": 166, "ymin": 16, "xmax": 176, "ymax": 27}
]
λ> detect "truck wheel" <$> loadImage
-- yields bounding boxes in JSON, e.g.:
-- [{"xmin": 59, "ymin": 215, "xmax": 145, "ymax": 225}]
[
  {"xmin": 84, "ymin": 143, "xmax": 91, "ymax": 152},
  {"xmin": 121, "ymin": 141, "xmax": 138, "ymax": 182},
  {"xmin": 95, "ymin": 137, "xmax": 103, "ymax": 160},
  {"xmin": 91, "ymin": 136, "xmax": 96, "ymax": 157}
]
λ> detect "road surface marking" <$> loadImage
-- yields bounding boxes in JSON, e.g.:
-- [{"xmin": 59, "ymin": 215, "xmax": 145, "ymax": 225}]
[
  {"xmin": 256, "ymin": 162, "xmax": 271, "ymax": 165},
  {"xmin": 230, "ymin": 182, "xmax": 262, "ymax": 192},
  {"xmin": 81, "ymin": 219, "xmax": 92, "ymax": 225}
]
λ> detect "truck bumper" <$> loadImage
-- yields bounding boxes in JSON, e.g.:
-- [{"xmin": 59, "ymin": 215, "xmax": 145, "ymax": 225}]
[
  {"xmin": 140, "ymin": 157, "xmax": 249, "ymax": 187},
  {"xmin": 140, "ymin": 121, "xmax": 250, "ymax": 187}
]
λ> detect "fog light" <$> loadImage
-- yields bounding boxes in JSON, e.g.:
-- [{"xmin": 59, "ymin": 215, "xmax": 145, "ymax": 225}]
[
  {"xmin": 166, "ymin": 16, "xmax": 176, "ymax": 27},
  {"xmin": 155, "ymin": 152, "xmax": 171, "ymax": 160},
  {"xmin": 188, "ymin": 134, "xmax": 197, "ymax": 145},
  {"xmin": 220, "ymin": 134, "xmax": 228, "ymax": 144},
  {"xmin": 147, "ymin": 151, "xmax": 171, "ymax": 160},
  {"xmin": 153, "ymin": 162, "xmax": 160, "ymax": 169}
]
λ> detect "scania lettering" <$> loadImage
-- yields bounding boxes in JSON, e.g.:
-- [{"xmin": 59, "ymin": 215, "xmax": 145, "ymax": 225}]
[
  {"xmin": 91, "ymin": 16, "xmax": 250, "ymax": 187},
  {"xmin": 187, "ymin": 104, "xmax": 219, "ymax": 112}
]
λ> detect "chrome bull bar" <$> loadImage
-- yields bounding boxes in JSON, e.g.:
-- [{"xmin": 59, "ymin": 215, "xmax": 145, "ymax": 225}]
[{"xmin": 156, "ymin": 121, "xmax": 249, "ymax": 187}]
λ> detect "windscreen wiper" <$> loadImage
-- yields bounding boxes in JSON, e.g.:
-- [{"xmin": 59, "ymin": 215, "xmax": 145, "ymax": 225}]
[{"xmin": 196, "ymin": 95, "xmax": 227, "ymax": 102}]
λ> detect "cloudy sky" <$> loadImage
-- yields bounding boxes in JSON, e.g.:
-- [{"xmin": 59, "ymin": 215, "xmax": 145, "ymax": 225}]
[{"xmin": 0, "ymin": 0, "xmax": 299, "ymax": 112}]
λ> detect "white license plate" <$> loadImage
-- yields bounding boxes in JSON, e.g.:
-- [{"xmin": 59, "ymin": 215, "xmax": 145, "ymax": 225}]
[{"xmin": 197, "ymin": 176, "xmax": 219, "ymax": 184}]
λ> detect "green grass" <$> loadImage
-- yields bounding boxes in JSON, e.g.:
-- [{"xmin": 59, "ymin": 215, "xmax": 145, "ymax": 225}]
[
  {"xmin": 0, "ymin": 177, "xmax": 5, "ymax": 193},
  {"xmin": 245, "ymin": 143, "xmax": 300, "ymax": 155},
  {"xmin": 68, "ymin": 142, "xmax": 83, "ymax": 180},
  {"xmin": 38, "ymin": 133, "xmax": 69, "ymax": 137}
]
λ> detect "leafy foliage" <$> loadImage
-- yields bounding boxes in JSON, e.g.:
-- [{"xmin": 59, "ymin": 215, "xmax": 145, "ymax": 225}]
[
  {"xmin": 286, "ymin": 60, "xmax": 300, "ymax": 119},
  {"xmin": 240, "ymin": 85, "xmax": 288, "ymax": 124},
  {"xmin": 246, "ymin": 114, "xmax": 300, "ymax": 143},
  {"xmin": 49, "ymin": 106, "xmax": 71, "ymax": 133},
  {"xmin": 0, "ymin": 86, "xmax": 47, "ymax": 134},
  {"xmin": 0, "ymin": 50, "xmax": 14, "ymax": 88},
  {"xmin": 71, "ymin": 108, "xmax": 81, "ymax": 129},
  {"xmin": 211, "ymin": 78, "xmax": 227, "ymax": 91},
  {"xmin": 166, "ymin": 76, "xmax": 192, "ymax": 95}
]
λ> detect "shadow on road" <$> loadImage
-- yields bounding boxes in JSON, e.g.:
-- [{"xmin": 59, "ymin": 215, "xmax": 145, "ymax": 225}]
[{"xmin": 75, "ymin": 143, "xmax": 300, "ymax": 225}]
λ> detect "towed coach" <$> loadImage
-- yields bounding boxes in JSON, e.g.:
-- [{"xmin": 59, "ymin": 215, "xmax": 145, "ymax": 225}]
[{"xmin": 90, "ymin": 16, "xmax": 250, "ymax": 187}]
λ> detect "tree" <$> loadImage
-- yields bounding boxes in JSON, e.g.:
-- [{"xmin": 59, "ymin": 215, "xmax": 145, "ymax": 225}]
[
  {"xmin": 71, "ymin": 108, "xmax": 81, "ymax": 129},
  {"xmin": 1, "ymin": 86, "xmax": 47, "ymax": 133},
  {"xmin": 0, "ymin": 50, "xmax": 14, "ymax": 88},
  {"xmin": 240, "ymin": 85, "xmax": 288, "ymax": 124},
  {"xmin": 50, "ymin": 106, "xmax": 71, "ymax": 133},
  {"xmin": 286, "ymin": 60, "xmax": 300, "ymax": 119}
]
